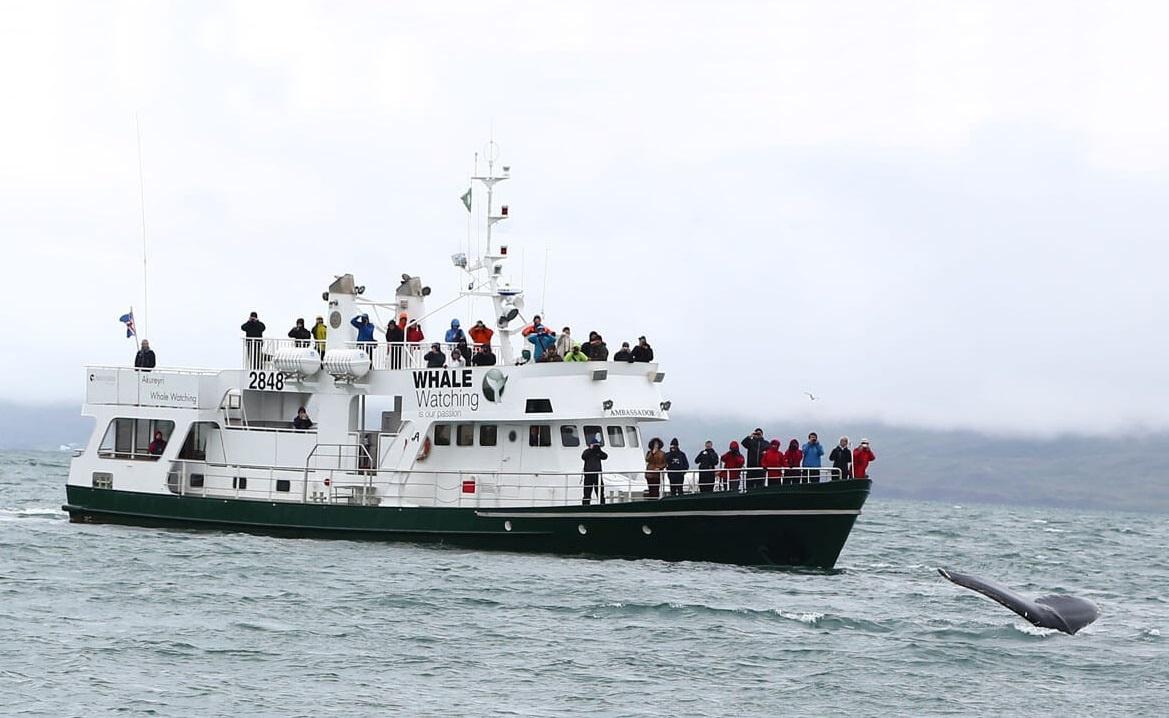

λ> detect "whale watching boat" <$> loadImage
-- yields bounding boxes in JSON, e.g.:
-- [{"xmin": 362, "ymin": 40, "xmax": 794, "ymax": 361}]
[{"xmin": 63, "ymin": 145, "xmax": 871, "ymax": 568}]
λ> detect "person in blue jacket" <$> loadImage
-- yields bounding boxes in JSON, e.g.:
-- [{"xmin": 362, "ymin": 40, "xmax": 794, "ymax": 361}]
[
  {"xmin": 801, "ymin": 431, "xmax": 825, "ymax": 483},
  {"xmin": 528, "ymin": 327, "xmax": 556, "ymax": 361},
  {"xmin": 445, "ymin": 319, "xmax": 466, "ymax": 344},
  {"xmin": 351, "ymin": 314, "xmax": 377, "ymax": 359}
]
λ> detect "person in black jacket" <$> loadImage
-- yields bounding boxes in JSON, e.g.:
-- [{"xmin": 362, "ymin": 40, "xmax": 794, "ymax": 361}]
[
  {"xmin": 613, "ymin": 342, "xmax": 633, "ymax": 362},
  {"xmin": 581, "ymin": 436, "xmax": 609, "ymax": 505},
  {"xmin": 471, "ymin": 345, "xmax": 497, "ymax": 366},
  {"xmin": 664, "ymin": 438, "xmax": 689, "ymax": 496},
  {"xmin": 631, "ymin": 336, "xmax": 654, "ymax": 362},
  {"xmin": 134, "ymin": 340, "xmax": 156, "ymax": 371},
  {"xmin": 829, "ymin": 437, "xmax": 853, "ymax": 480},
  {"xmin": 693, "ymin": 440, "xmax": 719, "ymax": 493},
  {"xmin": 288, "ymin": 318, "xmax": 312, "ymax": 347},
  {"xmin": 741, "ymin": 428, "xmax": 767, "ymax": 490},
  {"xmin": 386, "ymin": 320, "xmax": 405, "ymax": 369},
  {"xmin": 292, "ymin": 406, "xmax": 313, "ymax": 430},
  {"xmin": 423, "ymin": 343, "xmax": 446, "ymax": 368},
  {"xmin": 241, "ymin": 312, "xmax": 266, "ymax": 369}
]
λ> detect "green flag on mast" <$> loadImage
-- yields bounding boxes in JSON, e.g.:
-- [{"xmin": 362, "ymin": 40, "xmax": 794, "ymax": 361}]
[{"xmin": 460, "ymin": 188, "xmax": 472, "ymax": 212}]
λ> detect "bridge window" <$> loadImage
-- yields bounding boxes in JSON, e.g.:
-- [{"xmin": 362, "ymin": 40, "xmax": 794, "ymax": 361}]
[
  {"xmin": 560, "ymin": 425, "xmax": 580, "ymax": 447},
  {"xmin": 583, "ymin": 425, "xmax": 603, "ymax": 446},
  {"xmin": 607, "ymin": 426, "xmax": 625, "ymax": 447},
  {"xmin": 456, "ymin": 424, "xmax": 475, "ymax": 446},
  {"xmin": 625, "ymin": 426, "xmax": 640, "ymax": 448},
  {"xmin": 528, "ymin": 425, "xmax": 551, "ymax": 447},
  {"xmin": 480, "ymin": 424, "xmax": 497, "ymax": 447},
  {"xmin": 525, "ymin": 398, "xmax": 553, "ymax": 413},
  {"xmin": 98, "ymin": 418, "xmax": 175, "ymax": 460},
  {"xmin": 433, "ymin": 424, "xmax": 451, "ymax": 446}
]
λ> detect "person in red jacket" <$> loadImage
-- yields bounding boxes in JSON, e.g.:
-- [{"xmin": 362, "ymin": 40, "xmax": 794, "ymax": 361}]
[
  {"xmin": 853, "ymin": 439, "xmax": 876, "ymax": 479},
  {"xmin": 760, "ymin": 439, "xmax": 786, "ymax": 487},
  {"xmin": 783, "ymin": 439, "xmax": 803, "ymax": 485},
  {"xmin": 719, "ymin": 441, "xmax": 745, "ymax": 492}
]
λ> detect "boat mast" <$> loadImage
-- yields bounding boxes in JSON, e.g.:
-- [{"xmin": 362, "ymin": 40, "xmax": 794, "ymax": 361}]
[{"xmin": 467, "ymin": 141, "xmax": 520, "ymax": 364}]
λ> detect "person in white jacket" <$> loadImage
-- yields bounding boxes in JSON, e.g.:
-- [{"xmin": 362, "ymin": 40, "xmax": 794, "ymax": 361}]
[{"xmin": 555, "ymin": 326, "xmax": 573, "ymax": 358}]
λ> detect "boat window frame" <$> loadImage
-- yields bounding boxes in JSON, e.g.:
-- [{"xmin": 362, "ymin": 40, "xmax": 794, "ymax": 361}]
[
  {"xmin": 456, "ymin": 424, "xmax": 475, "ymax": 446},
  {"xmin": 97, "ymin": 417, "xmax": 176, "ymax": 461},
  {"xmin": 607, "ymin": 425, "xmax": 626, "ymax": 448},
  {"xmin": 528, "ymin": 424, "xmax": 551, "ymax": 447},
  {"xmin": 625, "ymin": 426, "xmax": 640, "ymax": 448},
  {"xmin": 583, "ymin": 425, "xmax": 604, "ymax": 446},
  {"xmin": 433, "ymin": 424, "xmax": 452, "ymax": 446},
  {"xmin": 560, "ymin": 425, "xmax": 581, "ymax": 447},
  {"xmin": 479, "ymin": 424, "xmax": 498, "ymax": 447}
]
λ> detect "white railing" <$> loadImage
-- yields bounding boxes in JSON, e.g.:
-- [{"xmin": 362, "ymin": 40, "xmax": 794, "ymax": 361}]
[{"xmin": 240, "ymin": 338, "xmax": 506, "ymax": 371}]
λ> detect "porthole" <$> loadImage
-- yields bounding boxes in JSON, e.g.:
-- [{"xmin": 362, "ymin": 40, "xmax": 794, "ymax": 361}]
[
  {"xmin": 508, "ymin": 430, "xmax": 518, "ymax": 442},
  {"xmin": 504, "ymin": 520, "xmax": 513, "ymax": 532},
  {"xmin": 578, "ymin": 524, "xmax": 587, "ymax": 535},
  {"xmin": 642, "ymin": 525, "xmax": 652, "ymax": 535}
]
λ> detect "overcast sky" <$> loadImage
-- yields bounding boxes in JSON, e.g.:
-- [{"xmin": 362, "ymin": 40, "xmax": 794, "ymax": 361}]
[{"xmin": 2, "ymin": 1, "xmax": 1166, "ymax": 435}]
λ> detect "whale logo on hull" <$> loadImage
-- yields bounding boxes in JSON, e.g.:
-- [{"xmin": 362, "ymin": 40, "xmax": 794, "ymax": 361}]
[{"xmin": 482, "ymin": 368, "xmax": 507, "ymax": 403}]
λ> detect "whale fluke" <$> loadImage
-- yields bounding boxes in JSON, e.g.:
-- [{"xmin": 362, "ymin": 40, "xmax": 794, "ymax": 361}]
[{"xmin": 937, "ymin": 568, "xmax": 1100, "ymax": 635}]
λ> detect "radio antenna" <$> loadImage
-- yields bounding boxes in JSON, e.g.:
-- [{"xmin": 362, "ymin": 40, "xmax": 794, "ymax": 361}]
[{"xmin": 135, "ymin": 114, "xmax": 150, "ymax": 341}]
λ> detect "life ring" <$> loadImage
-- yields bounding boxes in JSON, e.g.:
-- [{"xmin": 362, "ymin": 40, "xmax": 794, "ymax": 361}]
[{"xmin": 417, "ymin": 436, "xmax": 432, "ymax": 461}]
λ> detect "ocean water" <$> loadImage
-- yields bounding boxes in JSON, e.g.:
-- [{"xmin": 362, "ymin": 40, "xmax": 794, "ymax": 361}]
[{"xmin": 1, "ymin": 451, "xmax": 1165, "ymax": 717}]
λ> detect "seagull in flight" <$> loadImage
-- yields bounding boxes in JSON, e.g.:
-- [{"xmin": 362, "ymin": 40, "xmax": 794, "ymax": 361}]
[{"xmin": 804, "ymin": 392, "xmax": 817, "ymax": 401}]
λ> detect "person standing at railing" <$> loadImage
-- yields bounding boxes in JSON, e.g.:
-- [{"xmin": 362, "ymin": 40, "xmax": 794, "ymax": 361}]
[
  {"xmin": 587, "ymin": 333, "xmax": 609, "ymax": 361},
  {"xmin": 455, "ymin": 338, "xmax": 472, "ymax": 364},
  {"xmin": 449, "ymin": 348, "xmax": 467, "ymax": 368},
  {"xmin": 563, "ymin": 344, "xmax": 589, "ymax": 362},
  {"xmin": 665, "ymin": 438, "xmax": 689, "ymax": 497},
  {"xmin": 385, "ymin": 318, "xmax": 405, "ymax": 369},
  {"xmin": 424, "ymin": 343, "xmax": 446, "ymax": 368},
  {"xmin": 555, "ymin": 326, "xmax": 574, "ymax": 357},
  {"xmin": 802, "ymin": 432, "xmax": 825, "ymax": 483},
  {"xmin": 853, "ymin": 439, "xmax": 876, "ymax": 479},
  {"xmin": 761, "ymin": 439, "xmax": 787, "ymax": 487},
  {"xmin": 829, "ymin": 437, "xmax": 853, "ymax": 481},
  {"xmin": 644, "ymin": 437, "xmax": 667, "ymax": 498},
  {"xmin": 741, "ymin": 428, "xmax": 767, "ymax": 490},
  {"xmin": 528, "ymin": 325, "xmax": 556, "ymax": 361},
  {"xmin": 471, "ymin": 344, "xmax": 497, "ymax": 366},
  {"xmin": 469, "ymin": 320, "xmax": 494, "ymax": 347},
  {"xmin": 406, "ymin": 320, "xmax": 425, "ymax": 366},
  {"xmin": 694, "ymin": 441, "xmax": 719, "ymax": 493},
  {"xmin": 783, "ymin": 439, "xmax": 804, "ymax": 485},
  {"xmin": 351, "ymin": 314, "xmax": 377, "ymax": 360},
  {"xmin": 613, "ymin": 342, "xmax": 634, "ymax": 362},
  {"xmin": 134, "ymin": 339, "xmax": 156, "ymax": 371},
  {"xmin": 631, "ymin": 336, "xmax": 654, "ymax": 362},
  {"xmin": 288, "ymin": 318, "xmax": 312, "ymax": 348},
  {"xmin": 241, "ymin": 312, "xmax": 266, "ymax": 370},
  {"xmin": 719, "ymin": 441, "xmax": 745, "ymax": 492},
  {"xmin": 580, "ymin": 436, "xmax": 608, "ymax": 506},
  {"xmin": 444, "ymin": 318, "xmax": 466, "ymax": 345},
  {"xmin": 312, "ymin": 316, "xmax": 327, "ymax": 359},
  {"xmin": 292, "ymin": 406, "xmax": 313, "ymax": 430}
]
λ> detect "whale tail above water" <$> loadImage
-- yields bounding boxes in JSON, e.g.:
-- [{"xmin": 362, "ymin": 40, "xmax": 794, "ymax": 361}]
[{"xmin": 937, "ymin": 568, "xmax": 1100, "ymax": 635}]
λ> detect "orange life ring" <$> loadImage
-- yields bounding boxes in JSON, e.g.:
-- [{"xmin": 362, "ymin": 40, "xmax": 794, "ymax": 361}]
[{"xmin": 417, "ymin": 436, "xmax": 432, "ymax": 461}]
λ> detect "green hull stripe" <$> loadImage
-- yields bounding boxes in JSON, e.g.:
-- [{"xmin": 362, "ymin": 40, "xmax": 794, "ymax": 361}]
[{"xmin": 476, "ymin": 509, "xmax": 862, "ymax": 518}]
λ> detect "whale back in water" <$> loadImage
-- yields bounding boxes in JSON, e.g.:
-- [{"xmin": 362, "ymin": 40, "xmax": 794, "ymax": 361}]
[{"xmin": 937, "ymin": 568, "xmax": 1100, "ymax": 635}]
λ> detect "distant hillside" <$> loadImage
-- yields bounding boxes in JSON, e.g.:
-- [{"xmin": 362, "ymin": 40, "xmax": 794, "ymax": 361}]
[{"xmin": 1, "ymin": 403, "xmax": 1164, "ymax": 513}]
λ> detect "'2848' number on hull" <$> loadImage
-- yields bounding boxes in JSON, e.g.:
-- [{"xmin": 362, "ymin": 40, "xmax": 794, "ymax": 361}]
[{"xmin": 247, "ymin": 371, "xmax": 286, "ymax": 391}]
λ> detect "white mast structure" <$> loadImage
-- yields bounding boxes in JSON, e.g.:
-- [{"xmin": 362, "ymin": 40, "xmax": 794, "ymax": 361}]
[{"xmin": 454, "ymin": 141, "xmax": 522, "ymax": 365}]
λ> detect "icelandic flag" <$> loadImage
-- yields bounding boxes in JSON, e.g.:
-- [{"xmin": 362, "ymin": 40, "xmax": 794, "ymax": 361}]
[{"xmin": 119, "ymin": 310, "xmax": 136, "ymax": 338}]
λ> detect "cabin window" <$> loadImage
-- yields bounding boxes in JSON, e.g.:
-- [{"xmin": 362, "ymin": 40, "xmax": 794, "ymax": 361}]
[
  {"xmin": 232, "ymin": 476, "xmax": 248, "ymax": 490},
  {"xmin": 583, "ymin": 425, "xmax": 603, "ymax": 446},
  {"xmin": 179, "ymin": 421, "xmax": 219, "ymax": 461},
  {"xmin": 456, "ymin": 424, "xmax": 475, "ymax": 446},
  {"xmin": 525, "ymin": 398, "xmax": 553, "ymax": 413},
  {"xmin": 607, "ymin": 426, "xmax": 625, "ymax": 447},
  {"xmin": 560, "ymin": 425, "xmax": 580, "ymax": 447},
  {"xmin": 275, "ymin": 479, "xmax": 291, "ymax": 492},
  {"xmin": 625, "ymin": 426, "xmax": 640, "ymax": 448},
  {"xmin": 98, "ymin": 418, "xmax": 175, "ymax": 460},
  {"xmin": 480, "ymin": 424, "xmax": 498, "ymax": 447},
  {"xmin": 433, "ymin": 424, "xmax": 451, "ymax": 446},
  {"xmin": 528, "ymin": 425, "xmax": 551, "ymax": 447}
]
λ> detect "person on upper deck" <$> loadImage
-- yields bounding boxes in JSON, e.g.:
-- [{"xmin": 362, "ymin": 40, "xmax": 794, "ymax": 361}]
[
  {"xmin": 853, "ymin": 438, "xmax": 875, "ymax": 479},
  {"xmin": 455, "ymin": 338, "xmax": 472, "ymax": 364},
  {"xmin": 469, "ymin": 320, "xmax": 493, "ymax": 346},
  {"xmin": 761, "ymin": 439, "xmax": 787, "ymax": 487},
  {"xmin": 555, "ymin": 327, "xmax": 574, "ymax": 357},
  {"xmin": 580, "ymin": 332, "xmax": 597, "ymax": 359},
  {"xmin": 694, "ymin": 440, "xmax": 719, "ymax": 492},
  {"xmin": 351, "ymin": 314, "xmax": 377, "ymax": 358},
  {"xmin": 539, "ymin": 344, "xmax": 563, "ymax": 362},
  {"xmin": 829, "ymin": 437, "xmax": 852, "ymax": 480},
  {"xmin": 613, "ymin": 342, "xmax": 634, "ymax": 362},
  {"xmin": 665, "ymin": 438, "xmax": 689, "ymax": 497},
  {"xmin": 631, "ymin": 336, "xmax": 654, "ymax": 362},
  {"xmin": 802, "ymin": 432, "xmax": 824, "ymax": 483},
  {"xmin": 580, "ymin": 435, "xmax": 608, "ymax": 506},
  {"xmin": 288, "ymin": 318, "xmax": 312, "ymax": 347},
  {"xmin": 448, "ymin": 349, "xmax": 467, "ymax": 368},
  {"xmin": 521, "ymin": 315, "xmax": 543, "ymax": 337},
  {"xmin": 424, "ymin": 343, "xmax": 446, "ymax": 368},
  {"xmin": 241, "ymin": 312, "xmax": 266, "ymax": 369},
  {"xmin": 405, "ymin": 321, "xmax": 425, "ymax": 344},
  {"xmin": 588, "ymin": 334, "xmax": 609, "ymax": 361},
  {"xmin": 312, "ymin": 316, "xmax": 327, "ymax": 358},
  {"xmin": 719, "ymin": 440, "xmax": 745, "ymax": 491},
  {"xmin": 445, "ymin": 319, "xmax": 466, "ymax": 344},
  {"xmin": 644, "ymin": 438, "xmax": 667, "ymax": 498},
  {"xmin": 292, "ymin": 406, "xmax": 313, "ymax": 430},
  {"xmin": 134, "ymin": 340, "xmax": 156, "ymax": 370},
  {"xmin": 148, "ymin": 430, "xmax": 167, "ymax": 455},
  {"xmin": 741, "ymin": 428, "xmax": 767, "ymax": 490},
  {"xmin": 564, "ymin": 344, "xmax": 589, "ymax": 362},
  {"xmin": 528, "ymin": 326, "xmax": 556, "ymax": 361},
  {"xmin": 471, "ymin": 344, "xmax": 497, "ymax": 366},
  {"xmin": 385, "ymin": 319, "xmax": 405, "ymax": 369},
  {"xmin": 784, "ymin": 439, "xmax": 804, "ymax": 484}
]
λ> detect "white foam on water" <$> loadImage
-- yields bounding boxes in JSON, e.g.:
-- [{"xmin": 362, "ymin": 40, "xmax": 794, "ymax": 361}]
[
  {"xmin": 777, "ymin": 611, "xmax": 824, "ymax": 625},
  {"xmin": 1013, "ymin": 622, "xmax": 1059, "ymax": 637}
]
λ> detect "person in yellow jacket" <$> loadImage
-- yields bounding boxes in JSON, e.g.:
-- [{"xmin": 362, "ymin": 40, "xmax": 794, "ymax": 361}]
[
  {"xmin": 311, "ymin": 316, "xmax": 327, "ymax": 358},
  {"xmin": 564, "ymin": 344, "xmax": 589, "ymax": 362}
]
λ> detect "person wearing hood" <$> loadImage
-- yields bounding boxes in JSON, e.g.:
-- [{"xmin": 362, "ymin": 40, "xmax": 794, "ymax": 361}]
[
  {"xmin": 613, "ymin": 342, "xmax": 634, "ymax": 362},
  {"xmin": 580, "ymin": 435, "xmax": 609, "ymax": 505},
  {"xmin": 454, "ymin": 338, "xmax": 472, "ymax": 363},
  {"xmin": 448, "ymin": 348, "xmax": 467, "ymax": 368},
  {"xmin": 312, "ymin": 316, "xmax": 328, "ymax": 359},
  {"xmin": 385, "ymin": 319, "xmax": 405, "ymax": 369},
  {"xmin": 588, "ymin": 334, "xmax": 609, "ymax": 361},
  {"xmin": 527, "ymin": 326, "xmax": 556, "ymax": 361},
  {"xmin": 664, "ymin": 438, "xmax": 690, "ymax": 497},
  {"xmin": 564, "ymin": 344, "xmax": 589, "ymax": 362},
  {"xmin": 853, "ymin": 439, "xmax": 876, "ymax": 479},
  {"xmin": 740, "ymin": 428, "xmax": 767, "ymax": 490},
  {"xmin": 829, "ymin": 437, "xmax": 853, "ymax": 480},
  {"xmin": 288, "ymin": 318, "xmax": 312, "ymax": 347},
  {"xmin": 148, "ymin": 430, "xmax": 167, "ymax": 455},
  {"xmin": 631, "ymin": 336, "xmax": 654, "ymax": 362},
  {"xmin": 760, "ymin": 439, "xmax": 787, "ymax": 487},
  {"xmin": 555, "ymin": 327, "xmax": 574, "ymax": 357},
  {"xmin": 445, "ymin": 319, "xmax": 466, "ymax": 345},
  {"xmin": 644, "ymin": 437, "xmax": 667, "ymax": 498},
  {"xmin": 693, "ymin": 440, "xmax": 719, "ymax": 493},
  {"xmin": 351, "ymin": 314, "xmax": 377, "ymax": 359},
  {"xmin": 719, "ymin": 441, "xmax": 745, "ymax": 492},
  {"xmin": 783, "ymin": 439, "xmax": 804, "ymax": 485},
  {"xmin": 802, "ymin": 432, "xmax": 825, "ymax": 483},
  {"xmin": 468, "ymin": 320, "xmax": 493, "ymax": 346}
]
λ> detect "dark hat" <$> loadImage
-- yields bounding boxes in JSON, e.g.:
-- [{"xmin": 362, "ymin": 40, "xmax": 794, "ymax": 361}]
[{"xmin": 670, "ymin": 438, "xmax": 679, "ymax": 446}]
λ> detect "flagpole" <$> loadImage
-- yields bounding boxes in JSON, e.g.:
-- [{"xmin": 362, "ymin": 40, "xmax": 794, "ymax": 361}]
[{"xmin": 136, "ymin": 114, "xmax": 149, "ymax": 341}]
